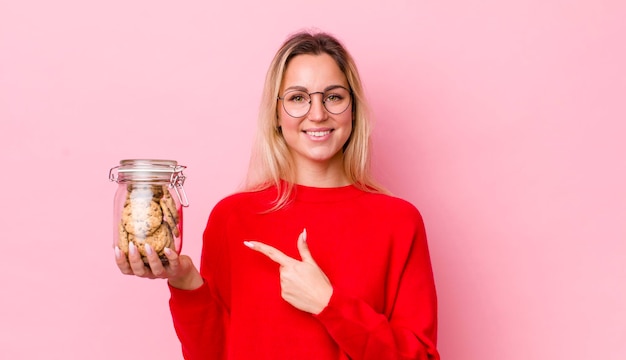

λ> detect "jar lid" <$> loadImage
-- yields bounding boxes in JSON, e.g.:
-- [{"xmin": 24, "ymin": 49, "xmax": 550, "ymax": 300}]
[
  {"xmin": 110, "ymin": 159, "xmax": 182, "ymax": 181},
  {"xmin": 109, "ymin": 159, "xmax": 189, "ymax": 206}
]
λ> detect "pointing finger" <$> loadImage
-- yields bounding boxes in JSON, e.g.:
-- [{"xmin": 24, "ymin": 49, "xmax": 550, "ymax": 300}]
[
  {"xmin": 296, "ymin": 228, "xmax": 316, "ymax": 264},
  {"xmin": 244, "ymin": 241, "xmax": 295, "ymax": 267}
]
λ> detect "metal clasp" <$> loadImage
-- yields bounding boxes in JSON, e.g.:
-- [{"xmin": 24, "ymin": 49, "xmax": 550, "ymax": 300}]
[
  {"xmin": 109, "ymin": 165, "xmax": 120, "ymax": 182},
  {"xmin": 170, "ymin": 166, "xmax": 189, "ymax": 207}
]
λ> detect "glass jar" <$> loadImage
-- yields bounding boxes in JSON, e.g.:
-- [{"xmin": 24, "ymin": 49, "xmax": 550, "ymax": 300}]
[{"xmin": 109, "ymin": 159, "xmax": 189, "ymax": 265}]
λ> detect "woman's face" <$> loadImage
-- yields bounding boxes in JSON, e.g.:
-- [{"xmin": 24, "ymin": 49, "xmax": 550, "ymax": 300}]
[{"xmin": 277, "ymin": 53, "xmax": 353, "ymax": 171}]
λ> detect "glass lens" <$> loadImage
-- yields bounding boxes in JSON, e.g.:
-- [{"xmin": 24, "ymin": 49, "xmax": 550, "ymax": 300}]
[
  {"xmin": 323, "ymin": 87, "xmax": 351, "ymax": 115},
  {"xmin": 282, "ymin": 90, "xmax": 311, "ymax": 118}
]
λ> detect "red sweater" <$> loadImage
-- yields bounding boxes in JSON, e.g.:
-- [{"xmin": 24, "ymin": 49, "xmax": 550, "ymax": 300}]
[{"xmin": 169, "ymin": 184, "xmax": 439, "ymax": 359}]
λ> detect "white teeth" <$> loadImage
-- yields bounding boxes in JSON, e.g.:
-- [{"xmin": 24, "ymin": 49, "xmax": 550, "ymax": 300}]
[{"xmin": 306, "ymin": 130, "xmax": 331, "ymax": 137}]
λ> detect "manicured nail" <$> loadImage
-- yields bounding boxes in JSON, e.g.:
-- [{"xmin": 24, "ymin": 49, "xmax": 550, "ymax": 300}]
[
  {"xmin": 302, "ymin": 228, "xmax": 307, "ymax": 241},
  {"xmin": 243, "ymin": 241, "xmax": 254, "ymax": 249},
  {"xmin": 145, "ymin": 243, "xmax": 153, "ymax": 256},
  {"xmin": 129, "ymin": 241, "xmax": 136, "ymax": 255},
  {"xmin": 164, "ymin": 248, "xmax": 172, "ymax": 256},
  {"xmin": 114, "ymin": 246, "xmax": 121, "ymax": 259}
]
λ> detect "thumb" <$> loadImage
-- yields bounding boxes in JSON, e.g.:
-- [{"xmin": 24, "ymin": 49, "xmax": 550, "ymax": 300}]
[{"xmin": 297, "ymin": 228, "xmax": 316, "ymax": 264}]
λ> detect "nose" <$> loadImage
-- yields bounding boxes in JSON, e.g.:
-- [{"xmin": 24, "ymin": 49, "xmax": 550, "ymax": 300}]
[{"xmin": 307, "ymin": 92, "xmax": 327, "ymax": 121}]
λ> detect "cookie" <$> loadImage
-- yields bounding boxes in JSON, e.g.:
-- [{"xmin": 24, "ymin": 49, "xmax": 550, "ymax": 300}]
[
  {"xmin": 118, "ymin": 222, "xmax": 130, "ymax": 254},
  {"xmin": 161, "ymin": 188, "xmax": 180, "ymax": 223},
  {"xmin": 121, "ymin": 199, "xmax": 163, "ymax": 237},
  {"xmin": 160, "ymin": 198, "xmax": 180, "ymax": 238},
  {"xmin": 115, "ymin": 182, "xmax": 181, "ymax": 266},
  {"xmin": 130, "ymin": 222, "xmax": 173, "ymax": 256}
]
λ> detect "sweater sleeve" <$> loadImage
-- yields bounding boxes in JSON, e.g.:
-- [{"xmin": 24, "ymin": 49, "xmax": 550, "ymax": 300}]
[
  {"xmin": 168, "ymin": 199, "xmax": 233, "ymax": 360},
  {"xmin": 314, "ymin": 208, "xmax": 440, "ymax": 360},
  {"xmin": 169, "ymin": 282, "xmax": 228, "ymax": 359}
]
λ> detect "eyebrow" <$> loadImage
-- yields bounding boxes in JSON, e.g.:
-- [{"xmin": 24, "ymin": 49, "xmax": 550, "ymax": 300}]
[{"xmin": 283, "ymin": 84, "xmax": 348, "ymax": 93}]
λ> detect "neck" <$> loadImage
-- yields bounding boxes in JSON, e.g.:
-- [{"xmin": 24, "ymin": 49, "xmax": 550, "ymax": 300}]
[{"xmin": 293, "ymin": 153, "xmax": 350, "ymax": 188}]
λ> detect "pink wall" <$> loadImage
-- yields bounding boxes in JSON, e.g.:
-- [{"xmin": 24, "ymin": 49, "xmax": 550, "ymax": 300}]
[{"xmin": 1, "ymin": 1, "xmax": 624, "ymax": 359}]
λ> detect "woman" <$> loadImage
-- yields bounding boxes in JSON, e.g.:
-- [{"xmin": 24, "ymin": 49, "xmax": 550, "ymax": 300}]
[{"xmin": 115, "ymin": 30, "xmax": 440, "ymax": 360}]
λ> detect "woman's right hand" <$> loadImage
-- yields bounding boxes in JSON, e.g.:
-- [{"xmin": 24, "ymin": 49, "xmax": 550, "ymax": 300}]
[{"xmin": 115, "ymin": 242, "xmax": 204, "ymax": 291}]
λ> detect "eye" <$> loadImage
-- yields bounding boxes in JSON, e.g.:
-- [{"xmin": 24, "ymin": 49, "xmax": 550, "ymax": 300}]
[
  {"xmin": 325, "ymin": 93, "xmax": 343, "ymax": 102},
  {"xmin": 286, "ymin": 92, "xmax": 308, "ymax": 103}
]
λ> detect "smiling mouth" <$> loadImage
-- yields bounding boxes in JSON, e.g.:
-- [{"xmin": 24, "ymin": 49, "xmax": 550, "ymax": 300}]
[{"xmin": 304, "ymin": 130, "xmax": 332, "ymax": 137}]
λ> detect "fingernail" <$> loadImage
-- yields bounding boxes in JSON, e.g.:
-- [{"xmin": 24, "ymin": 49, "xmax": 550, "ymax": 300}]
[
  {"xmin": 164, "ymin": 247, "xmax": 172, "ymax": 256},
  {"xmin": 145, "ymin": 243, "xmax": 153, "ymax": 256},
  {"xmin": 243, "ymin": 241, "xmax": 254, "ymax": 249},
  {"xmin": 129, "ymin": 241, "xmax": 136, "ymax": 255},
  {"xmin": 114, "ymin": 246, "xmax": 121, "ymax": 259},
  {"xmin": 302, "ymin": 228, "xmax": 307, "ymax": 241}
]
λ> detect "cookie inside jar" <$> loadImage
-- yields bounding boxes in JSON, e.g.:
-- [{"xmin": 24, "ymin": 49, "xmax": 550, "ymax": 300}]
[{"xmin": 118, "ymin": 184, "xmax": 181, "ymax": 266}]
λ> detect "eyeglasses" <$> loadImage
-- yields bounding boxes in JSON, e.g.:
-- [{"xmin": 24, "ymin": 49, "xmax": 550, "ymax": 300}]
[{"xmin": 277, "ymin": 86, "xmax": 352, "ymax": 118}]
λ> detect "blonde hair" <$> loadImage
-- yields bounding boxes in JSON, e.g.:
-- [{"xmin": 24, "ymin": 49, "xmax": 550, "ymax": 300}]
[{"xmin": 245, "ymin": 30, "xmax": 387, "ymax": 209}]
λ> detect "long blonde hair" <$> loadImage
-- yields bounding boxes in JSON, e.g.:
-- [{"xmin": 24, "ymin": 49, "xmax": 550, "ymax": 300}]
[{"xmin": 245, "ymin": 30, "xmax": 387, "ymax": 209}]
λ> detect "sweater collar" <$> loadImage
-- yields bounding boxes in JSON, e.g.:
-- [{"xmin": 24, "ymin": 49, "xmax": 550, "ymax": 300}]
[{"xmin": 292, "ymin": 183, "xmax": 364, "ymax": 203}]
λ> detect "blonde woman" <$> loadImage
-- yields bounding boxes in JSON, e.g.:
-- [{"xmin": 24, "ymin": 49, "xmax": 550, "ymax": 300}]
[{"xmin": 116, "ymin": 30, "xmax": 440, "ymax": 360}]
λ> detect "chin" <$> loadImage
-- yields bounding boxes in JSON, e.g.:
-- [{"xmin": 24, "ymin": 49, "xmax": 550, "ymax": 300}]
[{"xmin": 306, "ymin": 150, "xmax": 343, "ymax": 163}]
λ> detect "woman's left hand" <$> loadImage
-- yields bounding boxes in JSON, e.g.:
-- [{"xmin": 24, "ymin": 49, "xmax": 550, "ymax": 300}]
[{"xmin": 244, "ymin": 229, "xmax": 333, "ymax": 315}]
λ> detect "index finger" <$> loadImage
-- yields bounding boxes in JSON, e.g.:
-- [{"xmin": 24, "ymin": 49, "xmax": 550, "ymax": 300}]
[{"xmin": 244, "ymin": 241, "xmax": 295, "ymax": 266}]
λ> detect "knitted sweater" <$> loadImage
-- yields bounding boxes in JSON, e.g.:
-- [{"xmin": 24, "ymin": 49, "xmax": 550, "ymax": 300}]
[{"xmin": 169, "ymin": 184, "xmax": 439, "ymax": 359}]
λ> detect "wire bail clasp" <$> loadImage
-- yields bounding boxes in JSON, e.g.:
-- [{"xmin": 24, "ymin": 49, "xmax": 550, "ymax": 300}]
[{"xmin": 170, "ymin": 166, "xmax": 189, "ymax": 207}]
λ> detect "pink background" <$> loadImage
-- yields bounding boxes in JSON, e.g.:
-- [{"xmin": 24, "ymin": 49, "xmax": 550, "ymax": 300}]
[{"xmin": 1, "ymin": 1, "xmax": 625, "ymax": 359}]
